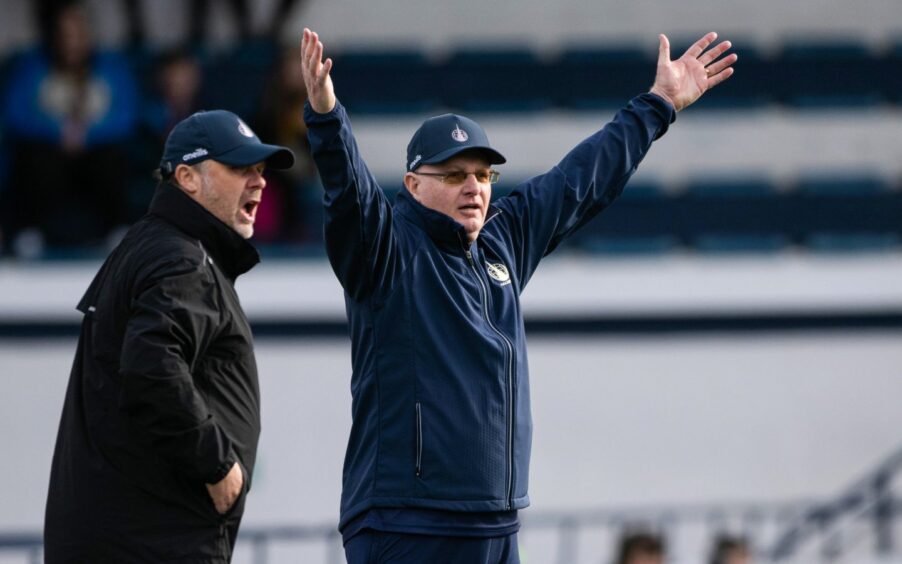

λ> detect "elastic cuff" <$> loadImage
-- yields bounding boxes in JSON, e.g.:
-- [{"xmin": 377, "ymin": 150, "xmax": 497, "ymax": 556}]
[
  {"xmin": 637, "ymin": 92, "xmax": 677, "ymax": 139},
  {"xmin": 207, "ymin": 453, "xmax": 237, "ymax": 484},
  {"xmin": 304, "ymin": 99, "xmax": 344, "ymax": 124}
]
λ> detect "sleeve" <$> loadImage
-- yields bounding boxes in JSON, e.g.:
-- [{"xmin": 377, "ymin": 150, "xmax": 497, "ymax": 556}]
[
  {"xmin": 493, "ymin": 93, "xmax": 675, "ymax": 287},
  {"xmin": 304, "ymin": 100, "xmax": 398, "ymax": 301},
  {"xmin": 118, "ymin": 258, "xmax": 236, "ymax": 484}
]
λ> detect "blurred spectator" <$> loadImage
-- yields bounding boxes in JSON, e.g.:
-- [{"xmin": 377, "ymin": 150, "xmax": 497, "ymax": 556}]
[
  {"xmin": 613, "ymin": 529, "xmax": 666, "ymax": 564},
  {"xmin": 122, "ymin": 0, "xmax": 309, "ymax": 49},
  {"xmin": 148, "ymin": 49, "xmax": 203, "ymax": 135},
  {"xmin": 1, "ymin": 0, "xmax": 138, "ymax": 256},
  {"xmin": 254, "ymin": 44, "xmax": 319, "ymax": 243},
  {"xmin": 708, "ymin": 534, "xmax": 752, "ymax": 564},
  {"xmin": 131, "ymin": 48, "xmax": 205, "ymax": 216}
]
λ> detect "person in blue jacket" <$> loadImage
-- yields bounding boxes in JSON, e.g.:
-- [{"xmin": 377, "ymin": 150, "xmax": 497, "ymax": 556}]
[
  {"xmin": 1, "ymin": 0, "xmax": 138, "ymax": 253},
  {"xmin": 300, "ymin": 27, "xmax": 736, "ymax": 564}
]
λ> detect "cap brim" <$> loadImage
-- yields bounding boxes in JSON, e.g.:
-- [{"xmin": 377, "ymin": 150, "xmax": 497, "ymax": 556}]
[
  {"xmin": 215, "ymin": 143, "xmax": 295, "ymax": 170},
  {"xmin": 419, "ymin": 145, "xmax": 506, "ymax": 168}
]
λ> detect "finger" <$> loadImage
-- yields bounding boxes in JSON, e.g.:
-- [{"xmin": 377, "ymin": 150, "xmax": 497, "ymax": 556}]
[
  {"xmin": 305, "ymin": 36, "xmax": 321, "ymax": 74},
  {"xmin": 321, "ymin": 57, "xmax": 333, "ymax": 77},
  {"xmin": 705, "ymin": 52, "xmax": 738, "ymax": 76},
  {"xmin": 707, "ymin": 66, "xmax": 735, "ymax": 88},
  {"xmin": 685, "ymin": 31, "xmax": 717, "ymax": 59},
  {"xmin": 657, "ymin": 34, "xmax": 671, "ymax": 64},
  {"xmin": 302, "ymin": 30, "xmax": 315, "ymax": 67},
  {"xmin": 301, "ymin": 28, "xmax": 313, "ymax": 60},
  {"xmin": 313, "ymin": 40, "xmax": 325, "ymax": 78},
  {"xmin": 698, "ymin": 40, "xmax": 732, "ymax": 67}
]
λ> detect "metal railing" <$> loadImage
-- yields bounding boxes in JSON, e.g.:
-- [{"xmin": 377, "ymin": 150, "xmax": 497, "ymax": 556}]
[{"xmin": 5, "ymin": 445, "xmax": 901, "ymax": 564}]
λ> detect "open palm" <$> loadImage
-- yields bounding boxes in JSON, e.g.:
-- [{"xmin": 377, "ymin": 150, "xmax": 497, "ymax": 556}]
[{"xmin": 650, "ymin": 32, "xmax": 737, "ymax": 112}]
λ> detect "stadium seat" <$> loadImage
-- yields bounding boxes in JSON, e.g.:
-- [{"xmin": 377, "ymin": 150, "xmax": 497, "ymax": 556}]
[
  {"xmin": 329, "ymin": 49, "xmax": 438, "ymax": 114},
  {"xmin": 554, "ymin": 46, "xmax": 653, "ymax": 109},
  {"xmin": 776, "ymin": 42, "xmax": 884, "ymax": 107},
  {"xmin": 440, "ymin": 48, "xmax": 552, "ymax": 112}
]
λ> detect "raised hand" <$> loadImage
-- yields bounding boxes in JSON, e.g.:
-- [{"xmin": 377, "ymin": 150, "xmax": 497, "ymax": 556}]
[
  {"xmin": 301, "ymin": 28, "xmax": 336, "ymax": 114},
  {"xmin": 649, "ymin": 32, "xmax": 737, "ymax": 112}
]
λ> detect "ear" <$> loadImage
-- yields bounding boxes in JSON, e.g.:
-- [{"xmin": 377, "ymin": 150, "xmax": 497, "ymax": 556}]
[
  {"xmin": 403, "ymin": 172, "xmax": 420, "ymax": 199},
  {"xmin": 174, "ymin": 163, "xmax": 201, "ymax": 194}
]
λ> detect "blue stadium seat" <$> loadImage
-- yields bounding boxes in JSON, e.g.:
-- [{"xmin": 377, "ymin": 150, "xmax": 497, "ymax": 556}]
[
  {"xmin": 689, "ymin": 42, "xmax": 774, "ymax": 109},
  {"xmin": 329, "ymin": 49, "xmax": 438, "ymax": 114},
  {"xmin": 887, "ymin": 40, "xmax": 902, "ymax": 104},
  {"xmin": 776, "ymin": 42, "xmax": 884, "ymax": 107},
  {"xmin": 682, "ymin": 178, "xmax": 789, "ymax": 252},
  {"xmin": 792, "ymin": 174, "xmax": 900, "ymax": 251},
  {"xmin": 691, "ymin": 234, "xmax": 789, "ymax": 254},
  {"xmin": 796, "ymin": 174, "xmax": 888, "ymax": 196},
  {"xmin": 805, "ymin": 232, "xmax": 901, "ymax": 253},
  {"xmin": 204, "ymin": 40, "xmax": 278, "ymax": 121},
  {"xmin": 579, "ymin": 234, "xmax": 679, "ymax": 255},
  {"xmin": 440, "ymin": 48, "xmax": 551, "ymax": 112},
  {"xmin": 554, "ymin": 46, "xmax": 653, "ymax": 109}
]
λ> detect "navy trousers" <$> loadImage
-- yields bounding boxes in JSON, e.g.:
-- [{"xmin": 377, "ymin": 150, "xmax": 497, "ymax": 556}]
[{"xmin": 344, "ymin": 530, "xmax": 520, "ymax": 564}]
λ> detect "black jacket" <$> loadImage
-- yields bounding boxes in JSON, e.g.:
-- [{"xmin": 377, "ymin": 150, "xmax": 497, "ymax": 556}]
[{"xmin": 44, "ymin": 182, "xmax": 261, "ymax": 562}]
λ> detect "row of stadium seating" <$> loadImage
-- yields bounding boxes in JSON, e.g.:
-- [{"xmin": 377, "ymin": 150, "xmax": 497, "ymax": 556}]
[
  {"xmin": 269, "ymin": 173, "xmax": 902, "ymax": 258},
  {"xmin": 24, "ymin": 170, "xmax": 900, "ymax": 261},
  {"xmin": 2, "ymin": 38, "xmax": 897, "ymax": 120},
  {"xmin": 167, "ymin": 38, "xmax": 902, "ymax": 115}
]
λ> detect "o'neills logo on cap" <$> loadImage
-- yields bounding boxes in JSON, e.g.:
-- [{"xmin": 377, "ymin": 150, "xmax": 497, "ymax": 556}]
[
  {"xmin": 409, "ymin": 154, "xmax": 422, "ymax": 170},
  {"xmin": 451, "ymin": 125, "xmax": 469, "ymax": 143},
  {"xmin": 182, "ymin": 147, "xmax": 209, "ymax": 161},
  {"xmin": 486, "ymin": 262, "xmax": 511, "ymax": 286}
]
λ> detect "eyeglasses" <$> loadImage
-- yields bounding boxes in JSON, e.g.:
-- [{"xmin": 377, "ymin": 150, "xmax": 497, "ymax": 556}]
[{"xmin": 415, "ymin": 169, "xmax": 501, "ymax": 185}]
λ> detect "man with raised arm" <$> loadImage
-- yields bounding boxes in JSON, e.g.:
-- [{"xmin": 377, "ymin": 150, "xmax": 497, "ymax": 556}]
[{"xmin": 300, "ymin": 27, "xmax": 736, "ymax": 563}]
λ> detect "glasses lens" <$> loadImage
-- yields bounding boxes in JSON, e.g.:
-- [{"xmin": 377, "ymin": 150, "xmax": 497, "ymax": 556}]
[
  {"xmin": 443, "ymin": 171, "xmax": 468, "ymax": 184},
  {"xmin": 488, "ymin": 170, "xmax": 500, "ymax": 184}
]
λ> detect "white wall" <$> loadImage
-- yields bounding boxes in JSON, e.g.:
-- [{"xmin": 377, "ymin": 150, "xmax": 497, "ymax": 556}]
[{"xmin": 3, "ymin": 332, "xmax": 902, "ymax": 561}]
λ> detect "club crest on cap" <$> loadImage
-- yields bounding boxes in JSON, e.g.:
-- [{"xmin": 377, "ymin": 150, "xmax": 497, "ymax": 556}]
[
  {"xmin": 237, "ymin": 118, "xmax": 255, "ymax": 138},
  {"xmin": 451, "ymin": 125, "xmax": 469, "ymax": 143}
]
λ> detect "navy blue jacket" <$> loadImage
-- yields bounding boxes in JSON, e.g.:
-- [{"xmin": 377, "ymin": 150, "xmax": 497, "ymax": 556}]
[{"xmin": 305, "ymin": 94, "xmax": 674, "ymax": 529}]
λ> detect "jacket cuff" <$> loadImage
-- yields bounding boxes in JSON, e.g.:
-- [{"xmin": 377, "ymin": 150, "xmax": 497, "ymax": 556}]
[
  {"xmin": 636, "ymin": 92, "xmax": 677, "ymax": 139},
  {"xmin": 206, "ymin": 450, "xmax": 237, "ymax": 484},
  {"xmin": 304, "ymin": 99, "xmax": 346, "ymax": 125}
]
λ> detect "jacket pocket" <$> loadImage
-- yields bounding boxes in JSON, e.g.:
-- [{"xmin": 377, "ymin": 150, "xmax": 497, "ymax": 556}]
[{"xmin": 415, "ymin": 402, "xmax": 422, "ymax": 477}]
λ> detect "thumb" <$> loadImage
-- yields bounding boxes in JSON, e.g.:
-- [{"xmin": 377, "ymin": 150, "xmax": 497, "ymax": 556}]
[{"xmin": 658, "ymin": 34, "xmax": 671, "ymax": 64}]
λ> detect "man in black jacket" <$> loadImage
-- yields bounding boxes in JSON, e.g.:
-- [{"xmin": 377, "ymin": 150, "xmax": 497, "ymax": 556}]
[{"xmin": 44, "ymin": 110, "xmax": 293, "ymax": 562}]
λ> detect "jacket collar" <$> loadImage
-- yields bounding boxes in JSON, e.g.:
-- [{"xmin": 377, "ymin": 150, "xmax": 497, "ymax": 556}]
[
  {"xmin": 148, "ymin": 181, "xmax": 260, "ymax": 278},
  {"xmin": 394, "ymin": 188, "xmax": 500, "ymax": 251}
]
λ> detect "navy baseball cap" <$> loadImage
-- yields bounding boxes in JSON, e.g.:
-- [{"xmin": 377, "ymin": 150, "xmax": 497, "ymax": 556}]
[
  {"xmin": 159, "ymin": 110, "xmax": 294, "ymax": 176},
  {"xmin": 406, "ymin": 113, "xmax": 506, "ymax": 172}
]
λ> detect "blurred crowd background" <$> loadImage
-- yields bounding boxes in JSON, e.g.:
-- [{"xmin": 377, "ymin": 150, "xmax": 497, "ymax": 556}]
[
  {"xmin": 0, "ymin": 0, "xmax": 899, "ymax": 260},
  {"xmin": 0, "ymin": 0, "xmax": 321, "ymax": 258}
]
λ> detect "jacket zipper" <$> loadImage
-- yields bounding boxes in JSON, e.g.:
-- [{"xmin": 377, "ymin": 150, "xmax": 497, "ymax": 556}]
[
  {"xmin": 463, "ymin": 244, "xmax": 515, "ymax": 510},
  {"xmin": 415, "ymin": 402, "xmax": 422, "ymax": 477}
]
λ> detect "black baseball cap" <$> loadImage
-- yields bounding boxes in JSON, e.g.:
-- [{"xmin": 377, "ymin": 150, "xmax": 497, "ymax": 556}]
[
  {"xmin": 406, "ymin": 113, "xmax": 506, "ymax": 172},
  {"xmin": 159, "ymin": 110, "xmax": 294, "ymax": 176}
]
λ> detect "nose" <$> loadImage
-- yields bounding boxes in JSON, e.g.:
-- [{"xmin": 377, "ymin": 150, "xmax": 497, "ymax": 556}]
[
  {"xmin": 460, "ymin": 173, "xmax": 480, "ymax": 194},
  {"xmin": 249, "ymin": 169, "xmax": 266, "ymax": 190}
]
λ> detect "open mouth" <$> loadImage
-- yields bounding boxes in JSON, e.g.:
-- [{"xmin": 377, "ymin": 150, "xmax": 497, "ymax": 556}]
[{"xmin": 241, "ymin": 200, "xmax": 259, "ymax": 221}]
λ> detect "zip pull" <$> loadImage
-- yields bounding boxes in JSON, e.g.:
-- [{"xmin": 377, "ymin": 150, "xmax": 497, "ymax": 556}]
[{"xmin": 465, "ymin": 249, "xmax": 475, "ymax": 266}]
